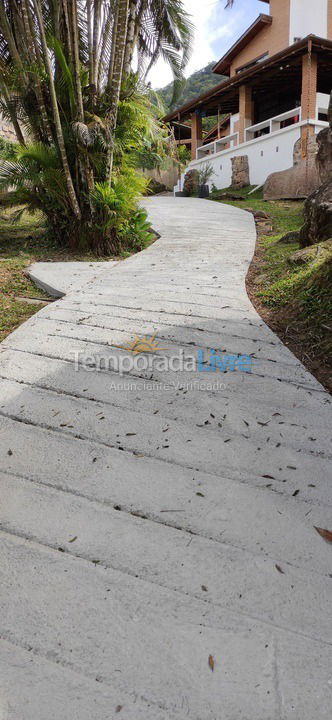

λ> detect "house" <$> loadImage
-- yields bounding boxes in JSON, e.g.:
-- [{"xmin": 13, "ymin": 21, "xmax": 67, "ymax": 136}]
[{"xmin": 165, "ymin": 0, "xmax": 332, "ymax": 194}]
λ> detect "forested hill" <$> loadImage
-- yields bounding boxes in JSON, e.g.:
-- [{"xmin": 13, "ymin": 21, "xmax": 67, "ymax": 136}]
[{"xmin": 158, "ymin": 61, "xmax": 226, "ymax": 112}]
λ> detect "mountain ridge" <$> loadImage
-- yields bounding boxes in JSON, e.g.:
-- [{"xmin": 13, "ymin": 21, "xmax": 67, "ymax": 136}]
[{"xmin": 158, "ymin": 61, "xmax": 226, "ymax": 113}]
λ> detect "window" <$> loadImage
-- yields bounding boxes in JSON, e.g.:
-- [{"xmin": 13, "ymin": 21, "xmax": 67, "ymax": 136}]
[{"xmin": 236, "ymin": 53, "xmax": 269, "ymax": 74}]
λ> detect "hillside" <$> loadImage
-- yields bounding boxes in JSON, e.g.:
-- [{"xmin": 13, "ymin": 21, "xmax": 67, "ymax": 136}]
[{"xmin": 158, "ymin": 61, "xmax": 225, "ymax": 113}]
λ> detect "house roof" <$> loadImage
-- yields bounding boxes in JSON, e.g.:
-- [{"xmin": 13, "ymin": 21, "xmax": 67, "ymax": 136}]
[
  {"xmin": 213, "ymin": 14, "xmax": 272, "ymax": 75},
  {"xmin": 163, "ymin": 35, "xmax": 332, "ymax": 123}
]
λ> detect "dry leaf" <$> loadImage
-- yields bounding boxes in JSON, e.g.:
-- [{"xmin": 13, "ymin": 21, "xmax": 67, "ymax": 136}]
[
  {"xmin": 208, "ymin": 654, "xmax": 215, "ymax": 671},
  {"xmin": 314, "ymin": 526, "xmax": 332, "ymax": 543}
]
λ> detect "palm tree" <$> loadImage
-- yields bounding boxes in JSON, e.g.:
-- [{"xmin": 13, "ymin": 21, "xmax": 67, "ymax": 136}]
[
  {"xmin": 0, "ymin": 0, "xmax": 193, "ymax": 253},
  {"xmin": 123, "ymin": 0, "xmax": 193, "ymax": 89}
]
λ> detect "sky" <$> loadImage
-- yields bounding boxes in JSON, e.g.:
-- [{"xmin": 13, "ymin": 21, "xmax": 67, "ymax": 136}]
[{"xmin": 148, "ymin": 0, "xmax": 269, "ymax": 88}]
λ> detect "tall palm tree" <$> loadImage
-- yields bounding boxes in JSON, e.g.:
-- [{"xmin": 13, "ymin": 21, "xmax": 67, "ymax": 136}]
[{"xmin": 0, "ymin": 0, "xmax": 193, "ymax": 252}]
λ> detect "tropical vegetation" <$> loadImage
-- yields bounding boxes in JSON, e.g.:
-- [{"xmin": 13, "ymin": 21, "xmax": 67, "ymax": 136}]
[{"xmin": 0, "ymin": 0, "xmax": 193, "ymax": 254}]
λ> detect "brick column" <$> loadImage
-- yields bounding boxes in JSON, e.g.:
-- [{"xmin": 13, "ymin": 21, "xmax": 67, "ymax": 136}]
[
  {"xmin": 300, "ymin": 51, "xmax": 318, "ymax": 157},
  {"xmin": 238, "ymin": 85, "xmax": 254, "ymax": 144},
  {"xmin": 191, "ymin": 112, "xmax": 202, "ymax": 160}
]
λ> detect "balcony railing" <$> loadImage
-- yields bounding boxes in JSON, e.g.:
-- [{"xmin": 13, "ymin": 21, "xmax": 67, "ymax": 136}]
[
  {"xmin": 245, "ymin": 107, "xmax": 301, "ymax": 142},
  {"xmin": 195, "ymin": 108, "xmax": 303, "ymax": 160},
  {"xmin": 197, "ymin": 132, "xmax": 238, "ymax": 160}
]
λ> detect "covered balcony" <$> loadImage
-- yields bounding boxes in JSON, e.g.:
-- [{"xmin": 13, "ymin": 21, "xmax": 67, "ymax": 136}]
[{"xmin": 165, "ymin": 36, "xmax": 332, "ymax": 192}]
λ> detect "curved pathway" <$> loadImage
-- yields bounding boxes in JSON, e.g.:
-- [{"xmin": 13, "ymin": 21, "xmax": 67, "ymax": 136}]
[{"xmin": 0, "ymin": 197, "xmax": 331, "ymax": 719}]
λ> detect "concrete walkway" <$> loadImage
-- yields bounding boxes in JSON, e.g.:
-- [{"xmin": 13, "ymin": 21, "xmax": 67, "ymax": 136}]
[
  {"xmin": 27, "ymin": 260, "xmax": 117, "ymax": 297},
  {"xmin": 0, "ymin": 197, "xmax": 331, "ymax": 719}
]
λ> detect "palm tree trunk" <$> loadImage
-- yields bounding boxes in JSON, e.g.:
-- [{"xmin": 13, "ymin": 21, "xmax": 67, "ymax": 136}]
[
  {"xmin": 69, "ymin": 0, "xmax": 85, "ymax": 121},
  {"xmin": 107, "ymin": 0, "xmax": 119, "ymax": 89},
  {"xmin": 97, "ymin": 1, "xmax": 113, "ymax": 93},
  {"xmin": 61, "ymin": 0, "xmax": 74, "ymax": 65},
  {"xmin": 123, "ymin": 0, "xmax": 138, "ymax": 75},
  {"xmin": 87, "ymin": 0, "xmax": 94, "ymax": 85},
  {"xmin": 23, "ymin": 0, "xmax": 52, "ymax": 142},
  {"xmin": 70, "ymin": 0, "xmax": 95, "ymax": 198},
  {"xmin": 106, "ymin": 0, "xmax": 129, "ymax": 182},
  {"xmin": 92, "ymin": 0, "xmax": 101, "ymax": 87},
  {"xmin": 33, "ymin": 0, "xmax": 81, "ymax": 219},
  {"xmin": 0, "ymin": 0, "xmax": 25, "ymax": 74}
]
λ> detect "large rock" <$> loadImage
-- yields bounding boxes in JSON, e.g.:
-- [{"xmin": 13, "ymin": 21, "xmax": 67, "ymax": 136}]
[
  {"xmin": 299, "ymin": 179, "xmax": 332, "ymax": 247},
  {"xmin": 231, "ymin": 155, "xmax": 250, "ymax": 188},
  {"xmin": 315, "ymin": 127, "xmax": 332, "ymax": 183},
  {"xmin": 289, "ymin": 239, "xmax": 332, "ymax": 264},
  {"xmin": 299, "ymin": 124, "xmax": 332, "ymax": 246},
  {"xmin": 264, "ymin": 135, "xmax": 320, "ymax": 200}
]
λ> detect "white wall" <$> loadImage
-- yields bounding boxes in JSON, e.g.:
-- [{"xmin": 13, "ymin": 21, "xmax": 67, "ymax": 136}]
[
  {"xmin": 289, "ymin": 0, "xmax": 327, "ymax": 43},
  {"xmin": 179, "ymin": 125, "xmax": 301, "ymax": 191},
  {"xmin": 175, "ymin": 121, "xmax": 328, "ymax": 193},
  {"xmin": 316, "ymin": 92, "xmax": 330, "ymax": 116}
]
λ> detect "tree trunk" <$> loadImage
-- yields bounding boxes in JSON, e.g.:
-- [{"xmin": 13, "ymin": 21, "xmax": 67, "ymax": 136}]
[
  {"xmin": 61, "ymin": 0, "xmax": 74, "ymax": 65},
  {"xmin": 0, "ymin": 0, "xmax": 25, "ymax": 73},
  {"xmin": 107, "ymin": 0, "xmax": 120, "ymax": 89},
  {"xmin": 69, "ymin": 0, "xmax": 85, "ymax": 121},
  {"xmin": 92, "ymin": 0, "xmax": 101, "ymax": 88},
  {"xmin": 106, "ymin": 0, "xmax": 129, "ymax": 182},
  {"xmin": 87, "ymin": 0, "xmax": 94, "ymax": 85},
  {"xmin": 23, "ymin": 0, "xmax": 52, "ymax": 143},
  {"xmin": 123, "ymin": 0, "xmax": 138, "ymax": 75},
  {"xmin": 33, "ymin": 0, "xmax": 81, "ymax": 219}
]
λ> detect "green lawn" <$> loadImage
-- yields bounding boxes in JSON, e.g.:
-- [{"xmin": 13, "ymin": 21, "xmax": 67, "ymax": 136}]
[{"xmin": 0, "ymin": 209, "xmax": 117, "ymax": 342}]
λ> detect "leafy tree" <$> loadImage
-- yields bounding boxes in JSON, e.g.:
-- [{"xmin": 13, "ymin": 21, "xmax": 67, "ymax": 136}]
[{"xmin": 0, "ymin": 0, "xmax": 192, "ymax": 254}]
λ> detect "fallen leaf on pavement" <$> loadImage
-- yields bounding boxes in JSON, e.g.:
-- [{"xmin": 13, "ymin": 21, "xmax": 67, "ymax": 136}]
[
  {"xmin": 314, "ymin": 526, "xmax": 332, "ymax": 543},
  {"xmin": 208, "ymin": 655, "xmax": 215, "ymax": 671}
]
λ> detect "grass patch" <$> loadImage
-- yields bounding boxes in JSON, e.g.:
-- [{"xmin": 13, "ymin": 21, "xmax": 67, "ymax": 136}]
[
  {"xmin": 211, "ymin": 186, "xmax": 332, "ymax": 391},
  {"xmin": 0, "ymin": 209, "xmax": 118, "ymax": 342}
]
